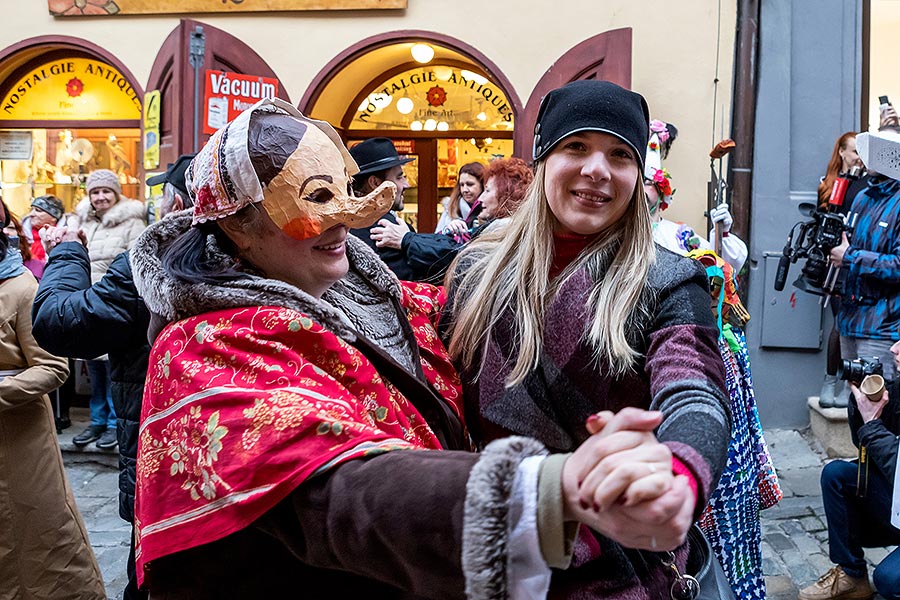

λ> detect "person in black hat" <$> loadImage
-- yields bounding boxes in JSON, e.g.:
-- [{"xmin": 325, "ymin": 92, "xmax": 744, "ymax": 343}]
[
  {"xmin": 30, "ymin": 153, "xmax": 196, "ymax": 600},
  {"xmin": 146, "ymin": 153, "xmax": 197, "ymax": 218},
  {"xmin": 348, "ymin": 138, "xmax": 418, "ymax": 280},
  {"xmin": 444, "ymin": 80, "xmax": 730, "ymax": 598}
]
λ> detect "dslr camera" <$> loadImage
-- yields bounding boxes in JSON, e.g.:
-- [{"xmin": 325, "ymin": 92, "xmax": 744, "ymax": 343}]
[{"xmin": 837, "ymin": 357, "xmax": 883, "ymax": 383}]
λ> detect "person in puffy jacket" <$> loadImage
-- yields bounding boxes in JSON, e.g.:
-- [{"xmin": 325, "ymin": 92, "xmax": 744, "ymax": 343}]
[{"xmin": 71, "ymin": 169, "xmax": 147, "ymax": 450}]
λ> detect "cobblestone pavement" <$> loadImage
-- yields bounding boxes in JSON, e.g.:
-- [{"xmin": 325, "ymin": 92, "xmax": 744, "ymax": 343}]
[
  {"xmin": 62, "ymin": 413, "xmax": 894, "ymax": 599},
  {"xmin": 762, "ymin": 428, "xmax": 893, "ymax": 600}
]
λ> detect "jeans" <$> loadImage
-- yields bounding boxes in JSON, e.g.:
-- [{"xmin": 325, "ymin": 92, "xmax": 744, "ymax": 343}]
[
  {"xmin": 821, "ymin": 459, "xmax": 900, "ymax": 597},
  {"xmin": 87, "ymin": 359, "xmax": 116, "ymax": 430}
]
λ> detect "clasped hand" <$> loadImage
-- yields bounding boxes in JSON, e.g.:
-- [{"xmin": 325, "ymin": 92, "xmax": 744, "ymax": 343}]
[
  {"xmin": 561, "ymin": 407, "xmax": 695, "ymax": 552},
  {"xmin": 40, "ymin": 225, "xmax": 87, "ymax": 251}
]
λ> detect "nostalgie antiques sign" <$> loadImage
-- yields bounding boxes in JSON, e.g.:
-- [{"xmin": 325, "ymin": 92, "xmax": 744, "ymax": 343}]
[
  {"xmin": 48, "ymin": 0, "xmax": 405, "ymax": 16},
  {"xmin": 0, "ymin": 58, "xmax": 141, "ymax": 121},
  {"xmin": 203, "ymin": 70, "xmax": 280, "ymax": 134}
]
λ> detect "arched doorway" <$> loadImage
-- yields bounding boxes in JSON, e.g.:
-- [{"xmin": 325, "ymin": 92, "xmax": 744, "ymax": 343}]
[
  {"xmin": 0, "ymin": 36, "xmax": 143, "ymax": 216},
  {"xmin": 300, "ymin": 32, "xmax": 523, "ymax": 234}
]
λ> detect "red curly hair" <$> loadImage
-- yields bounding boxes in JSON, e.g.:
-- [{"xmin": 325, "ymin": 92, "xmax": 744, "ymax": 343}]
[
  {"xmin": 483, "ymin": 157, "xmax": 533, "ymax": 218},
  {"xmin": 818, "ymin": 132, "xmax": 856, "ymax": 208}
]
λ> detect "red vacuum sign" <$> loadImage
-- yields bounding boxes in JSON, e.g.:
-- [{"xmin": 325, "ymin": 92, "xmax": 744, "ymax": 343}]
[{"xmin": 203, "ymin": 70, "xmax": 279, "ymax": 134}]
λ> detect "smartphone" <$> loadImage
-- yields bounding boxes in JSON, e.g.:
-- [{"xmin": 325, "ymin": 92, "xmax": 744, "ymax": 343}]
[{"xmin": 880, "ymin": 95, "xmax": 891, "ymax": 107}]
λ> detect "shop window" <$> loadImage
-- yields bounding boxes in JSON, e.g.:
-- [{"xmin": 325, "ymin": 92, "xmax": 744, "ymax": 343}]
[{"xmin": 0, "ymin": 128, "xmax": 140, "ymax": 218}]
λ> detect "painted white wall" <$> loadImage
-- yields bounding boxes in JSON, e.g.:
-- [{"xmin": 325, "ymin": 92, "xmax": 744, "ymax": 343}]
[{"xmin": 0, "ymin": 0, "xmax": 736, "ymax": 232}]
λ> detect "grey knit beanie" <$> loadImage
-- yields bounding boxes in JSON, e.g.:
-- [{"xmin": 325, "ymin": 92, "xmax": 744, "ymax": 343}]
[{"xmin": 86, "ymin": 169, "xmax": 122, "ymax": 196}]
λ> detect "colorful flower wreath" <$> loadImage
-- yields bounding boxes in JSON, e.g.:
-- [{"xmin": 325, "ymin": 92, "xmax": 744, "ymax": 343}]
[
  {"xmin": 649, "ymin": 119, "xmax": 670, "ymax": 143},
  {"xmin": 651, "ymin": 167, "xmax": 675, "ymax": 209}
]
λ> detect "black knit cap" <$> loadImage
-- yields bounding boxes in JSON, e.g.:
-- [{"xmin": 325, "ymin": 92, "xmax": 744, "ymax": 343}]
[{"xmin": 532, "ymin": 80, "xmax": 650, "ymax": 171}]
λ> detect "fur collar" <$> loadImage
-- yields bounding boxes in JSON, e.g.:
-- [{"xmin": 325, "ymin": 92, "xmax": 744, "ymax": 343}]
[
  {"xmin": 76, "ymin": 196, "xmax": 146, "ymax": 228},
  {"xmin": 130, "ymin": 211, "xmax": 402, "ymax": 343}
]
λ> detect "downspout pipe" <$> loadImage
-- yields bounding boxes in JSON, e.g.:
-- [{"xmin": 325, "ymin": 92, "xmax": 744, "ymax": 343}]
[{"xmin": 728, "ymin": 0, "xmax": 761, "ymax": 246}]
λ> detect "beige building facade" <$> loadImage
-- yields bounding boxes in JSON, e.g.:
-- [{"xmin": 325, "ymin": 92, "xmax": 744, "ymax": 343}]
[{"xmin": 0, "ymin": 0, "xmax": 735, "ymax": 231}]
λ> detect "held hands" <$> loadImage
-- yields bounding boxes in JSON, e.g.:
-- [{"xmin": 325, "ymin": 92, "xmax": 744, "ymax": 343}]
[
  {"xmin": 370, "ymin": 218, "xmax": 409, "ymax": 250},
  {"xmin": 849, "ymin": 383, "xmax": 889, "ymax": 423},
  {"xmin": 41, "ymin": 225, "xmax": 87, "ymax": 251},
  {"xmin": 829, "ymin": 232, "xmax": 850, "ymax": 267},
  {"xmin": 709, "ymin": 203, "xmax": 733, "ymax": 232},
  {"xmin": 561, "ymin": 407, "xmax": 695, "ymax": 552}
]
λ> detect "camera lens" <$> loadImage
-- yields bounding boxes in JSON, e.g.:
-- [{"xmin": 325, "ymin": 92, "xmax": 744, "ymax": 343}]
[{"xmin": 838, "ymin": 359, "xmax": 863, "ymax": 382}]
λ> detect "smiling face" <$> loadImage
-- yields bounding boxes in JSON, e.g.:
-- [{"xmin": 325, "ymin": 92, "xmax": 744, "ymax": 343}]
[
  {"xmin": 227, "ymin": 210, "xmax": 349, "ymax": 299},
  {"xmin": 543, "ymin": 131, "xmax": 640, "ymax": 236},
  {"xmin": 89, "ymin": 187, "xmax": 118, "ymax": 216},
  {"xmin": 28, "ymin": 208, "xmax": 56, "ymax": 229}
]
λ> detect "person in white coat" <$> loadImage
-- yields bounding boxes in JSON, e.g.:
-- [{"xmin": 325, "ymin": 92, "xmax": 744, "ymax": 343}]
[
  {"xmin": 645, "ymin": 120, "xmax": 747, "ymax": 273},
  {"xmin": 72, "ymin": 168, "xmax": 146, "ymax": 450}
]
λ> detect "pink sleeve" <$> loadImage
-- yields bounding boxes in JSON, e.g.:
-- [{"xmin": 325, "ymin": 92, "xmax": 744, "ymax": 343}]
[{"xmin": 671, "ymin": 456, "xmax": 699, "ymax": 502}]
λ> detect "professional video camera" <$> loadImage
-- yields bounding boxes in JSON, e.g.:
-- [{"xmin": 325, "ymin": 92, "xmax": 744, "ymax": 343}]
[
  {"xmin": 837, "ymin": 356, "xmax": 883, "ymax": 383},
  {"xmin": 773, "ymin": 167, "xmax": 861, "ymax": 296}
]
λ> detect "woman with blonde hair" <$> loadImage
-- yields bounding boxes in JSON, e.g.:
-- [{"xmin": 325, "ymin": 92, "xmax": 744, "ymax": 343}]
[{"xmin": 445, "ymin": 80, "xmax": 731, "ymax": 597}]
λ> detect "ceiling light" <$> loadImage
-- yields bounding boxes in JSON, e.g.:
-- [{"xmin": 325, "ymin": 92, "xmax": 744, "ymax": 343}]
[
  {"xmin": 396, "ymin": 97, "xmax": 414, "ymax": 115},
  {"xmin": 484, "ymin": 137, "xmax": 493, "ymax": 145},
  {"xmin": 476, "ymin": 112, "xmax": 487, "ymax": 121},
  {"xmin": 424, "ymin": 119, "xmax": 437, "ymax": 131},
  {"xmin": 410, "ymin": 121, "xmax": 423, "ymax": 131},
  {"xmin": 460, "ymin": 69, "xmax": 488, "ymax": 85},
  {"xmin": 437, "ymin": 121, "xmax": 449, "ymax": 131},
  {"xmin": 434, "ymin": 66, "xmax": 452, "ymax": 81},
  {"xmin": 411, "ymin": 43, "xmax": 435, "ymax": 64}
]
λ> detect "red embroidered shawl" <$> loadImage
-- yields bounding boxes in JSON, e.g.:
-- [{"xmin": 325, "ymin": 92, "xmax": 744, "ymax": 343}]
[{"xmin": 134, "ymin": 282, "xmax": 462, "ymax": 584}]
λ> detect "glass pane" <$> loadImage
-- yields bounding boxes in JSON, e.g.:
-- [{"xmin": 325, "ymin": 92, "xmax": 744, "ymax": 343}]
[
  {"xmin": 0, "ymin": 128, "xmax": 141, "ymax": 218},
  {"xmin": 436, "ymin": 138, "xmax": 513, "ymax": 223}
]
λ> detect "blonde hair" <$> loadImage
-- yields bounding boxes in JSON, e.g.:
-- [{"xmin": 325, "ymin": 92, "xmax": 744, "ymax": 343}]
[{"xmin": 447, "ymin": 161, "xmax": 656, "ymax": 385}]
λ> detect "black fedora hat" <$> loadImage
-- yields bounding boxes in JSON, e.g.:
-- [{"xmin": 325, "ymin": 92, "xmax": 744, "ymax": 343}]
[
  {"xmin": 350, "ymin": 138, "xmax": 415, "ymax": 177},
  {"xmin": 147, "ymin": 153, "xmax": 197, "ymax": 199}
]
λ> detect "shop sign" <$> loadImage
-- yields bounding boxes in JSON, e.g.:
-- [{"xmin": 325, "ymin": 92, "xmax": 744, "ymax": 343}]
[
  {"xmin": 48, "ymin": 0, "xmax": 405, "ymax": 16},
  {"xmin": 143, "ymin": 90, "xmax": 161, "ymax": 169},
  {"xmin": 392, "ymin": 140, "xmax": 415, "ymax": 154},
  {"xmin": 0, "ymin": 131, "xmax": 33, "ymax": 160},
  {"xmin": 353, "ymin": 67, "xmax": 514, "ymax": 130},
  {"xmin": 0, "ymin": 58, "xmax": 141, "ymax": 121},
  {"xmin": 203, "ymin": 70, "xmax": 279, "ymax": 134}
]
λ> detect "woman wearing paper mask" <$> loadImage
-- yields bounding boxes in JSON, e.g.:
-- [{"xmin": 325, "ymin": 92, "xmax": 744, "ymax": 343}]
[
  {"xmin": 645, "ymin": 120, "xmax": 748, "ymax": 273},
  {"xmin": 130, "ymin": 98, "xmax": 684, "ymax": 598}
]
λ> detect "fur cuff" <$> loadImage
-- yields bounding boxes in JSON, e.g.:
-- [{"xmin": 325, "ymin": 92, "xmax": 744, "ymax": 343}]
[{"xmin": 462, "ymin": 436, "xmax": 547, "ymax": 600}]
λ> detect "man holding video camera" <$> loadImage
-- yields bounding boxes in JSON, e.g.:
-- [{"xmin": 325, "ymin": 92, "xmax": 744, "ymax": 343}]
[
  {"xmin": 799, "ymin": 341, "xmax": 900, "ymax": 600},
  {"xmin": 830, "ymin": 127, "xmax": 900, "ymax": 386},
  {"xmin": 802, "ymin": 126, "xmax": 900, "ymax": 600}
]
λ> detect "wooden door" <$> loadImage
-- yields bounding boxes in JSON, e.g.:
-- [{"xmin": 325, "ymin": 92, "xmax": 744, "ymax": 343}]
[
  {"xmin": 144, "ymin": 19, "xmax": 291, "ymax": 167},
  {"xmin": 514, "ymin": 28, "xmax": 633, "ymax": 158}
]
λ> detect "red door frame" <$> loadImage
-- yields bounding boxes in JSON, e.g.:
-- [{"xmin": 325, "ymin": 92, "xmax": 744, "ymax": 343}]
[{"xmin": 145, "ymin": 19, "xmax": 292, "ymax": 167}]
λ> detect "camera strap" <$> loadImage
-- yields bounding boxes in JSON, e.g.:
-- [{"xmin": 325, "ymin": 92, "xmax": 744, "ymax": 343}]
[{"xmin": 857, "ymin": 444, "xmax": 869, "ymax": 497}]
